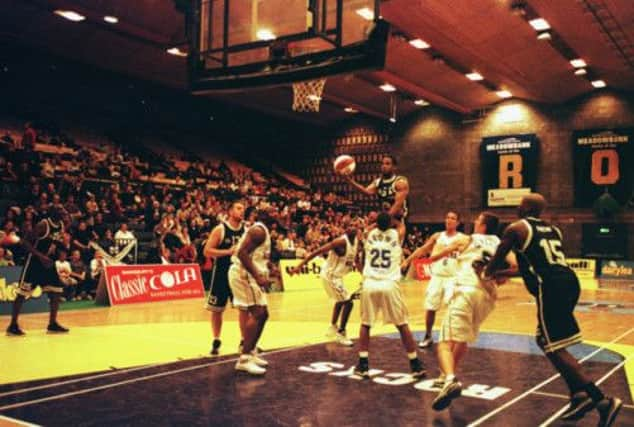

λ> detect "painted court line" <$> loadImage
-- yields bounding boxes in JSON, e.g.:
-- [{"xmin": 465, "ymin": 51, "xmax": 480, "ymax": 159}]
[
  {"xmin": 0, "ymin": 414, "xmax": 41, "ymax": 426},
  {"xmin": 0, "ymin": 363, "xmax": 164, "ymax": 399},
  {"xmin": 532, "ymin": 391, "xmax": 634, "ymax": 410},
  {"xmin": 467, "ymin": 327, "xmax": 634, "ymax": 427},
  {"xmin": 538, "ymin": 348, "xmax": 634, "ymax": 426},
  {"xmin": 0, "ymin": 334, "xmax": 329, "ymax": 412}
]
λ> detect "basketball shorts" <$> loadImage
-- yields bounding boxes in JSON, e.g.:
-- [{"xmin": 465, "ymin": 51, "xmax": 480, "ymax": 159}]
[
  {"xmin": 424, "ymin": 275, "xmax": 456, "ymax": 311},
  {"xmin": 18, "ymin": 255, "xmax": 63, "ymax": 296},
  {"xmin": 321, "ymin": 277, "xmax": 350, "ymax": 302},
  {"xmin": 228, "ymin": 265, "xmax": 267, "ymax": 310},
  {"xmin": 535, "ymin": 272, "xmax": 582, "ymax": 353},
  {"xmin": 439, "ymin": 285, "xmax": 495, "ymax": 344},
  {"xmin": 360, "ymin": 279, "xmax": 408, "ymax": 327},
  {"xmin": 205, "ymin": 265, "xmax": 233, "ymax": 312}
]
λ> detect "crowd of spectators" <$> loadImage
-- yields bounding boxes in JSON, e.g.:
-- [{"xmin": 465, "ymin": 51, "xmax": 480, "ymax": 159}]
[{"xmin": 3, "ymin": 120, "xmax": 428, "ymax": 297}]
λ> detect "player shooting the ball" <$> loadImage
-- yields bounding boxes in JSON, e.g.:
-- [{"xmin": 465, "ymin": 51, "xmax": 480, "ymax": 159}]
[{"xmin": 343, "ymin": 155, "xmax": 409, "ymax": 239}]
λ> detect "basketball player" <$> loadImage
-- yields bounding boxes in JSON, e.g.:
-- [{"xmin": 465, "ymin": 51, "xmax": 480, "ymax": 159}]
[
  {"xmin": 354, "ymin": 212, "xmax": 425, "ymax": 379},
  {"xmin": 288, "ymin": 222, "xmax": 360, "ymax": 346},
  {"xmin": 204, "ymin": 201, "xmax": 246, "ymax": 355},
  {"xmin": 427, "ymin": 212, "xmax": 517, "ymax": 410},
  {"xmin": 483, "ymin": 194, "xmax": 622, "ymax": 426},
  {"xmin": 345, "ymin": 155, "xmax": 409, "ymax": 236},
  {"xmin": 401, "ymin": 211, "xmax": 464, "ymax": 348},
  {"xmin": 6, "ymin": 206, "xmax": 69, "ymax": 336},
  {"xmin": 229, "ymin": 209, "xmax": 272, "ymax": 375}
]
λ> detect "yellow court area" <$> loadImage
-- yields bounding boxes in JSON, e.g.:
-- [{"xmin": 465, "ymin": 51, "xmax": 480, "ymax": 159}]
[{"xmin": 2, "ymin": 279, "xmax": 634, "ymax": 396}]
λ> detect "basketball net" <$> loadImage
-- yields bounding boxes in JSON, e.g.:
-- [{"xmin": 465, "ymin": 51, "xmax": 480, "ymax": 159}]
[
  {"xmin": 289, "ymin": 43, "xmax": 326, "ymax": 112},
  {"xmin": 292, "ymin": 78, "xmax": 326, "ymax": 112}
]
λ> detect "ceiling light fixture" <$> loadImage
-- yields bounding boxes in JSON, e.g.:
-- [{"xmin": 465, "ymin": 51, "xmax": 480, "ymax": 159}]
[
  {"xmin": 528, "ymin": 18, "xmax": 550, "ymax": 31},
  {"xmin": 409, "ymin": 38, "xmax": 430, "ymax": 49},
  {"xmin": 591, "ymin": 80, "xmax": 606, "ymax": 88},
  {"xmin": 104, "ymin": 16, "xmax": 118, "ymax": 24},
  {"xmin": 574, "ymin": 68, "xmax": 587, "ymax": 76},
  {"xmin": 167, "ymin": 47, "xmax": 187, "ymax": 57},
  {"xmin": 496, "ymin": 90, "xmax": 513, "ymax": 98},
  {"xmin": 536, "ymin": 31, "xmax": 551, "ymax": 40},
  {"xmin": 414, "ymin": 99, "xmax": 429, "ymax": 106},
  {"xmin": 389, "ymin": 117, "xmax": 396, "ymax": 123},
  {"xmin": 466, "ymin": 72, "xmax": 484, "ymax": 81},
  {"xmin": 570, "ymin": 58, "xmax": 587, "ymax": 68},
  {"xmin": 307, "ymin": 95, "xmax": 321, "ymax": 102},
  {"xmin": 356, "ymin": 7, "xmax": 374, "ymax": 21},
  {"xmin": 379, "ymin": 83, "xmax": 396, "ymax": 92},
  {"xmin": 256, "ymin": 29, "xmax": 276, "ymax": 41},
  {"xmin": 344, "ymin": 107, "xmax": 358, "ymax": 113},
  {"xmin": 54, "ymin": 10, "xmax": 86, "ymax": 22}
]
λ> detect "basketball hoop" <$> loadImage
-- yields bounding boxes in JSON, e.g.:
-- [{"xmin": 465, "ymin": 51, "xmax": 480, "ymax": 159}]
[
  {"xmin": 289, "ymin": 42, "xmax": 327, "ymax": 112},
  {"xmin": 292, "ymin": 78, "xmax": 326, "ymax": 112}
]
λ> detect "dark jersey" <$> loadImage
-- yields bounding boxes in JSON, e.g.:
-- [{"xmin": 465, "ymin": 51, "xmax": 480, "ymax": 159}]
[
  {"xmin": 514, "ymin": 216, "xmax": 573, "ymax": 295},
  {"xmin": 374, "ymin": 175, "xmax": 408, "ymax": 218},
  {"xmin": 36, "ymin": 219, "xmax": 65, "ymax": 257},
  {"xmin": 214, "ymin": 222, "xmax": 244, "ymax": 272}
]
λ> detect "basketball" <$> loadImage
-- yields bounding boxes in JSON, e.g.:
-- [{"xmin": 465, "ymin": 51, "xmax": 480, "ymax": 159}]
[
  {"xmin": 0, "ymin": 232, "xmax": 20, "ymax": 247},
  {"xmin": 333, "ymin": 154, "xmax": 356, "ymax": 175}
]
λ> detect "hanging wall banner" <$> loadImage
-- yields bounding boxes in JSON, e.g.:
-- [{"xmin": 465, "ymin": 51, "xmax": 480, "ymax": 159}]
[
  {"xmin": 481, "ymin": 134, "xmax": 539, "ymax": 207},
  {"xmin": 573, "ymin": 128, "xmax": 633, "ymax": 207}
]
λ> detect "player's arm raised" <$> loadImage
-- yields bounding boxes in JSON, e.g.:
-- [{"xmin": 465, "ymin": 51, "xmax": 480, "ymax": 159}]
[
  {"xmin": 237, "ymin": 225, "xmax": 268, "ymax": 288},
  {"xmin": 288, "ymin": 237, "xmax": 345, "ymax": 275},
  {"xmin": 401, "ymin": 232, "xmax": 439, "ymax": 269},
  {"xmin": 203, "ymin": 224, "xmax": 233, "ymax": 258},
  {"xmin": 344, "ymin": 175, "xmax": 377, "ymax": 196},
  {"xmin": 388, "ymin": 177, "xmax": 409, "ymax": 217}
]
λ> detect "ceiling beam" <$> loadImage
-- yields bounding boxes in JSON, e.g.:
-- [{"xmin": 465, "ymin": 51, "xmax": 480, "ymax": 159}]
[
  {"xmin": 321, "ymin": 93, "xmax": 391, "ymax": 120},
  {"xmin": 371, "ymin": 70, "xmax": 471, "ymax": 114}
]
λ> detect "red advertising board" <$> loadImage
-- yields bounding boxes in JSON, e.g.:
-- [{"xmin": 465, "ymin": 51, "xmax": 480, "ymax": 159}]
[
  {"xmin": 103, "ymin": 264, "xmax": 205, "ymax": 306},
  {"xmin": 413, "ymin": 258, "xmax": 432, "ymax": 280}
]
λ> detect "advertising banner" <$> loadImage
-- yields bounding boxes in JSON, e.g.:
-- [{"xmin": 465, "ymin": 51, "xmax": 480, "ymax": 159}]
[
  {"xmin": 566, "ymin": 258, "xmax": 596, "ymax": 280},
  {"xmin": 280, "ymin": 258, "xmax": 363, "ymax": 293},
  {"xmin": 102, "ymin": 264, "xmax": 205, "ymax": 306},
  {"xmin": 481, "ymin": 134, "xmax": 539, "ymax": 207},
  {"xmin": 413, "ymin": 258, "xmax": 432, "ymax": 280},
  {"xmin": 0, "ymin": 266, "xmax": 49, "ymax": 314}
]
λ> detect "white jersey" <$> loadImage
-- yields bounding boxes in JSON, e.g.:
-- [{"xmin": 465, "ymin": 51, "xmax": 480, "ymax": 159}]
[
  {"xmin": 321, "ymin": 234, "xmax": 358, "ymax": 280},
  {"xmin": 231, "ymin": 222, "xmax": 271, "ymax": 279},
  {"xmin": 455, "ymin": 233, "xmax": 501, "ymax": 289},
  {"xmin": 430, "ymin": 231, "xmax": 465, "ymax": 276},
  {"xmin": 363, "ymin": 228, "xmax": 402, "ymax": 282}
]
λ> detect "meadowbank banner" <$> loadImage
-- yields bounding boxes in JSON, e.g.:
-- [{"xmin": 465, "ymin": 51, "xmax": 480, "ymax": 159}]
[
  {"xmin": 98, "ymin": 264, "xmax": 205, "ymax": 306},
  {"xmin": 280, "ymin": 258, "xmax": 363, "ymax": 293},
  {"xmin": 481, "ymin": 134, "xmax": 539, "ymax": 207},
  {"xmin": 573, "ymin": 128, "xmax": 633, "ymax": 207}
]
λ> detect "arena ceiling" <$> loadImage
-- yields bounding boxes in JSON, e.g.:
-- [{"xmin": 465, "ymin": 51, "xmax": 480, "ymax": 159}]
[{"xmin": 2, "ymin": 0, "xmax": 634, "ymax": 125}]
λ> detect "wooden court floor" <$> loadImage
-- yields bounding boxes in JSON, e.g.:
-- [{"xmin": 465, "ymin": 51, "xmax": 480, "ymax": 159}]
[{"xmin": 1, "ymin": 278, "xmax": 633, "ymax": 426}]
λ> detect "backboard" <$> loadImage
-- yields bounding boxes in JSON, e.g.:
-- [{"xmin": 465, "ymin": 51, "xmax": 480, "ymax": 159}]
[{"xmin": 187, "ymin": 0, "xmax": 389, "ymax": 92}]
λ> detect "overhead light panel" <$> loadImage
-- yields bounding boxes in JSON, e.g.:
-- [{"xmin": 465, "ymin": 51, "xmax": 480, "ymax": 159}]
[
  {"xmin": 389, "ymin": 117, "xmax": 397, "ymax": 123},
  {"xmin": 307, "ymin": 95, "xmax": 321, "ymax": 102},
  {"xmin": 167, "ymin": 47, "xmax": 187, "ymax": 57},
  {"xmin": 528, "ymin": 18, "xmax": 550, "ymax": 31},
  {"xmin": 344, "ymin": 107, "xmax": 358, "ymax": 113},
  {"xmin": 356, "ymin": 8, "xmax": 374, "ymax": 21},
  {"xmin": 54, "ymin": 10, "xmax": 86, "ymax": 22},
  {"xmin": 379, "ymin": 83, "xmax": 396, "ymax": 92},
  {"xmin": 496, "ymin": 90, "xmax": 513, "ymax": 98},
  {"xmin": 574, "ymin": 68, "xmax": 587, "ymax": 76},
  {"xmin": 256, "ymin": 29, "xmax": 276, "ymax": 41},
  {"xmin": 414, "ymin": 99, "xmax": 429, "ymax": 106},
  {"xmin": 570, "ymin": 58, "xmax": 587, "ymax": 68},
  {"xmin": 537, "ymin": 31, "xmax": 551, "ymax": 40},
  {"xmin": 409, "ymin": 39, "xmax": 430, "ymax": 49},
  {"xmin": 466, "ymin": 72, "xmax": 484, "ymax": 81},
  {"xmin": 104, "ymin": 16, "xmax": 118, "ymax": 24},
  {"xmin": 591, "ymin": 80, "xmax": 606, "ymax": 88}
]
